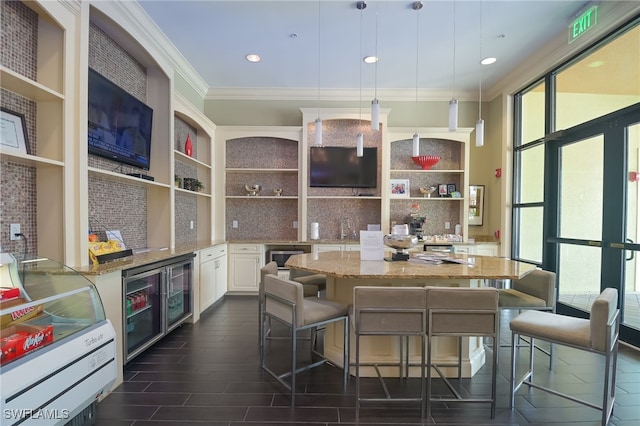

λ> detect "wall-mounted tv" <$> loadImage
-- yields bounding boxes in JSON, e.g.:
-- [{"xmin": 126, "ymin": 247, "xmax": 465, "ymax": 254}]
[
  {"xmin": 87, "ymin": 68, "xmax": 153, "ymax": 171},
  {"xmin": 309, "ymin": 146, "xmax": 377, "ymax": 188}
]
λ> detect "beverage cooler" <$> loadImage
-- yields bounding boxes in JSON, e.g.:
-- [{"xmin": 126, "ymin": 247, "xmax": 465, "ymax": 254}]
[{"xmin": 122, "ymin": 254, "xmax": 194, "ymax": 363}]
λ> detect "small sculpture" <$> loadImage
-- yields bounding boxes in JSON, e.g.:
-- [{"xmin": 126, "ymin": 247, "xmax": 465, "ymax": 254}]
[
  {"xmin": 245, "ymin": 184, "xmax": 261, "ymax": 196},
  {"xmin": 419, "ymin": 186, "xmax": 437, "ymax": 198},
  {"xmin": 273, "ymin": 188, "xmax": 283, "ymax": 196}
]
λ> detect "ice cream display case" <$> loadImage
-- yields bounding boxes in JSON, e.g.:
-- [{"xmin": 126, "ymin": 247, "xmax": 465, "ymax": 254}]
[{"xmin": 0, "ymin": 254, "xmax": 117, "ymax": 425}]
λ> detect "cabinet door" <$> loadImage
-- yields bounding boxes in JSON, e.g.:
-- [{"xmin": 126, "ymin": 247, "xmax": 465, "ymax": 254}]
[
  {"xmin": 199, "ymin": 259, "xmax": 217, "ymax": 311},
  {"xmin": 214, "ymin": 255, "xmax": 228, "ymax": 301},
  {"xmin": 313, "ymin": 244, "xmax": 344, "ymax": 253},
  {"xmin": 475, "ymin": 244, "xmax": 499, "ymax": 257},
  {"xmin": 228, "ymin": 253, "xmax": 261, "ymax": 292}
]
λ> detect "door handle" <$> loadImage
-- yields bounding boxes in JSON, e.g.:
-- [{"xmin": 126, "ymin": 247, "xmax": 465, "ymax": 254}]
[{"xmin": 626, "ymin": 238, "xmax": 634, "ymax": 261}]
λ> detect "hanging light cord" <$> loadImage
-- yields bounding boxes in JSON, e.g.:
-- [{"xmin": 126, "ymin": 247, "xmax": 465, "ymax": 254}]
[
  {"xmin": 359, "ymin": 3, "xmax": 363, "ymax": 127},
  {"xmin": 478, "ymin": 1, "xmax": 482, "ymax": 120},
  {"xmin": 317, "ymin": 0, "xmax": 321, "ymax": 118},
  {"xmin": 415, "ymin": 3, "xmax": 420, "ymax": 134},
  {"xmin": 452, "ymin": 1, "xmax": 456, "ymax": 100},
  {"xmin": 374, "ymin": 5, "xmax": 378, "ymax": 100}
]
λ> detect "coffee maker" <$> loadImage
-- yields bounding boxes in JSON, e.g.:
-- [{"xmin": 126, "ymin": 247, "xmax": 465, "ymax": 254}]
[{"xmin": 407, "ymin": 214, "xmax": 426, "ymax": 240}]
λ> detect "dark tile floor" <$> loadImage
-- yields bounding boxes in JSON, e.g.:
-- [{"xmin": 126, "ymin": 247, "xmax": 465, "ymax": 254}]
[{"xmin": 95, "ymin": 296, "xmax": 640, "ymax": 425}]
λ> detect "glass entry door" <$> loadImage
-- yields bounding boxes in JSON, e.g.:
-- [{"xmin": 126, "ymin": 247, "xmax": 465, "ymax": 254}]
[{"xmin": 545, "ymin": 104, "xmax": 640, "ymax": 344}]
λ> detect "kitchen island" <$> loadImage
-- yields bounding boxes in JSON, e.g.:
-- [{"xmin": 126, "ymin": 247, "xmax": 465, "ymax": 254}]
[{"xmin": 286, "ymin": 251, "xmax": 536, "ymax": 377}]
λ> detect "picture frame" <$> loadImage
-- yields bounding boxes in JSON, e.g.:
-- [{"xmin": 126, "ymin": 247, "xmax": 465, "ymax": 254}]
[
  {"xmin": 468, "ymin": 184, "xmax": 485, "ymax": 226},
  {"xmin": 0, "ymin": 108, "xmax": 30, "ymax": 155},
  {"xmin": 390, "ymin": 179, "xmax": 410, "ymax": 198},
  {"xmin": 438, "ymin": 184, "xmax": 449, "ymax": 197},
  {"xmin": 447, "ymin": 183, "xmax": 456, "ymax": 194}
]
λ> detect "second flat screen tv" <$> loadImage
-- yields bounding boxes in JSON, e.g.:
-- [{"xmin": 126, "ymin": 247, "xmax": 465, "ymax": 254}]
[{"xmin": 309, "ymin": 146, "xmax": 377, "ymax": 188}]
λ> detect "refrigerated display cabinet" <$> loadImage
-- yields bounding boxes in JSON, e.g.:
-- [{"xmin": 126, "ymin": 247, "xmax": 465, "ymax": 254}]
[{"xmin": 0, "ymin": 253, "xmax": 117, "ymax": 425}]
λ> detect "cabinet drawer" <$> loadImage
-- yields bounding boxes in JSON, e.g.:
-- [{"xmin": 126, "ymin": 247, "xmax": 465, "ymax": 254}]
[
  {"xmin": 230, "ymin": 243, "xmax": 262, "ymax": 254},
  {"xmin": 200, "ymin": 244, "xmax": 227, "ymax": 260}
]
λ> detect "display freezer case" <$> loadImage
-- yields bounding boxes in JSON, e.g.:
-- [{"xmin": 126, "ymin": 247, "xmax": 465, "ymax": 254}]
[
  {"xmin": 122, "ymin": 254, "xmax": 194, "ymax": 363},
  {"xmin": 0, "ymin": 254, "xmax": 117, "ymax": 425}
]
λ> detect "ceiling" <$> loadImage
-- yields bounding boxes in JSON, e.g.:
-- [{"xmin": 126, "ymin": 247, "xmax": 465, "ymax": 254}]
[{"xmin": 136, "ymin": 1, "xmax": 609, "ymax": 98}]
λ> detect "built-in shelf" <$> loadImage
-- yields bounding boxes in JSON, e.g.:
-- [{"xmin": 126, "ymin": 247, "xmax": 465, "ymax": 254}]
[
  {"xmin": 176, "ymin": 187, "xmax": 212, "ymax": 198},
  {"xmin": 392, "ymin": 169, "xmax": 465, "ymax": 174},
  {"xmin": 174, "ymin": 150, "xmax": 211, "ymax": 169},
  {"xmin": 225, "ymin": 168, "xmax": 298, "ymax": 173},
  {"xmin": 307, "ymin": 196, "xmax": 382, "ymax": 200},
  {"xmin": 0, "ymin": 66, "xmax": 64, "ymax": 101},
  {"xmin": 225, "ymin": 195, "xmax": 298, "ymax": 199},
  {"xmin": 0, "ymin": 152, "xmax": 64, "ymax": 167},
  {"xmin": 88, "ymin": 166, "xmax": 170, "ymax": 188}
]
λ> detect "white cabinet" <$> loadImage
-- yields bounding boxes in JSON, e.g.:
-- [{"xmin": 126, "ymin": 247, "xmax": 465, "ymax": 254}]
[
  {"xmin": 474, "ymin": 243, "xmax": 499, "ymax": 257},
  {"xmin": 312, "ymin": 243, "xmax": 360, "ymax": 253},
  {"xmin": 199, "ymin": 244, "xmax": 227, "ymax": 311},
  {"xmin": 228, "ymin": 243, "xmax": 263, "ymax": 293}
]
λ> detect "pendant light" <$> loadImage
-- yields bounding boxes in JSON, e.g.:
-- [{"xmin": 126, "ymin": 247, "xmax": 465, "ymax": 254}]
[
  {"xmin": 412, "ymin": 1, "xmax": 422, "ymax": 157},
  {"xmin": 370, "ymin": 3, "xmax": 380, "ymax": 132},
  {"xmin": 448, "ymin": 0, "xmax": 458, "ymax": 132},
  {"xmin": 476, "ymin": 1, "xmax": 484, "ymax": 147},
  {"xmin": 356, "ymin": 1, "xmax": 366, "ymax": 157},
  {"xmin": 314, "ymin": 0, "xmax": 323, "ymax": 147}
]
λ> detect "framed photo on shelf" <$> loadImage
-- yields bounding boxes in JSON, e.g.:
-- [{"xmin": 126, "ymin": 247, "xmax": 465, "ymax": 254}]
[
  {"xmin": 390, "ymin": 179, "xmax": 410, "ymax": 198},
  {"xmin": 0, "ymin": 107, "xmax": 30, "ymax": 155},
  {"xmin": 447, "ymin": 184, "xmax": 456, "ymax": 194},
  {"xmin": 438, "ymin": 184, "xmax": 449, "ymax": 197},
  {"xmin": 468, "ymin": 184, "xmax": 485, "ymax": 226}
]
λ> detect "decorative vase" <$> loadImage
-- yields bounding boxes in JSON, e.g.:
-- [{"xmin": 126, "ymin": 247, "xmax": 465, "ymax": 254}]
[{"xmin": 184, "ymin": 134, "xmax": 193, "ymax": 157}]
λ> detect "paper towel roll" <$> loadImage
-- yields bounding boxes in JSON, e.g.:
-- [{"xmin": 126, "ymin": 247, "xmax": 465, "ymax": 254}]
[
  {"xmin": 455, "ymin": 224, "xmax": 461, "ymax": 235},
  {"xmin": 310, "ymin": 222, "xmax": 320, "ymax": 240}
]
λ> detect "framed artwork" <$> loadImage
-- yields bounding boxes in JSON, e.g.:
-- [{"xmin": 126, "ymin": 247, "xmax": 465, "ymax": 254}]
[
  {"xmin": 447, "ymin": 184, "xmax": 456, "ymax": 194},
  {"xmin": 438, "ymin": 184, "xmax": 449, "ymax": 197},
  {"xmin": 0, "ymin": 107, "xmax": 30, "ymax": 155},
  {"xmin": 468, "ymin": 184, "xmax": 485, "ymax": 226},
  {"xmin": 390, "ymin": 179, "xmax": 410, "ymax": 198}
]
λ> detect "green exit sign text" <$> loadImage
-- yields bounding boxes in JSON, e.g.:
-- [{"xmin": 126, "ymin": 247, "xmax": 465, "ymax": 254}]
[{"xmin": 569, "ymin": 5, "xmax": 598, "ymax": 43}]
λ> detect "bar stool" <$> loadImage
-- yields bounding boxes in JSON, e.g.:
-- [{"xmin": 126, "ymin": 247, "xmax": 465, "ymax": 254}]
[
  {"xmin": 498, "ymin": 269, "xmax": 556, "ymax": 367},
  {"xmin": 289, "ymin": 267, "xmax": 325, "ymax": 297},
  {"xmin": 510, "ymin": 288, "xmax": 620, "ymax": 426},
  {"xmin": 261, "ymin": 274, "xmax": 349, "ymax": 406},
  {"xmin": 351, "ymin": 286, "xmax": 427, "ymax": 420},
  {"xmin": 425, "ymin": 286, "xmax": 499, "ymax": 419},
  {"xmin": 258, "ymin": 261, "xmax": 279, "ymax": 363}
]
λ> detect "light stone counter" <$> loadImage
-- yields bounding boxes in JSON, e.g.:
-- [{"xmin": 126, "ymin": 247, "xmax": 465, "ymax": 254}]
[{"xmin": 285, "ymin": 251, "xmax": 536, "ymax": 378}]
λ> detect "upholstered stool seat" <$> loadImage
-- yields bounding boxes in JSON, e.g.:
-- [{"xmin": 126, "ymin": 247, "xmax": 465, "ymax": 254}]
[
  {"xmin": 289, "ymin": 267, "xmax": 326, "ymax": 297},
  {"xmin": 510, "ymin": 288, "xmax": 620, "ymax": 426}
]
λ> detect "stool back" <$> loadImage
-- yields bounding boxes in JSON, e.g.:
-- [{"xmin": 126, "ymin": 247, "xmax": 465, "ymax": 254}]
[
  {"xmin": 511, "ymin": 269, "xmax": 556, "ymax": 308},
  {"xmin": 264, "ymin": 274, "xmax": 304, "ymax": 327},
  {"xmin": 425, "ymin": 286, "xmax": 498, "ymax": 335},
  {"xmin": 353, "ymin": 286, "xmax": 426, "ymax": 334},
  {"xmin": 590, "ymin": 288, "xmax": 619, "ymax": 352}
]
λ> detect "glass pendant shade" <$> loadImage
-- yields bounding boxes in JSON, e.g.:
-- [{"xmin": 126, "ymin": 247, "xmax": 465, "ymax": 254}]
[
  {"xmin": 412, "ymin": 133, "xmax": 420, "ymax": 157},
  {"xmin": 314, "ymin": 117, "xmax": 323, "ymax": 146},
  {"xmin": 475, "ymin": 118, "xmax": 484, "ymax": 147},
  {"xmin": 356, "ymin": 133, "xmax": 364, "ymax": 157},
  {"xmin": 448, "ymin": 98, "xmax": 458, "ymax": 132},
  {"xmin": 371, "ymin": 98, "xmax": 380, "ymax": 131}
]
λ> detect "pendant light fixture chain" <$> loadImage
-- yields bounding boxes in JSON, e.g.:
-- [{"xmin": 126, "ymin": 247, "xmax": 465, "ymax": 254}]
[
  {"xmin": 357, "ymin": 1, "xmax": 366, "ymax": 157},
  {"xmin": 412, "ymin": 1, "xmax": 422, "ymax": 157},
  {"xmin": 314, "ymin": 0, "xmax": 323, "ymax": 146}
]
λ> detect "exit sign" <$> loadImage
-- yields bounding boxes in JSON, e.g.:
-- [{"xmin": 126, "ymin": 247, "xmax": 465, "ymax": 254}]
[{"xmin": 569, "ymin": 5, "xmax": 598, "ymax": 43}]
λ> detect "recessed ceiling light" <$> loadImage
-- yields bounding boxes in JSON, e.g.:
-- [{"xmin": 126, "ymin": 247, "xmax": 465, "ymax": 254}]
[
  {"xmin": 363, "ymin": 56, "xmax": 378, "ymax": 64},
  {"xmin": 480, "ymin": 57, "xmax": 497, "ymax": 65},
  {"xmin": 246, "ymin": 54, "xmax": 261, "ymax": 63},
  {"xmin": 588, "ymin": 60, "xmax": 605, "ymax": 68}
]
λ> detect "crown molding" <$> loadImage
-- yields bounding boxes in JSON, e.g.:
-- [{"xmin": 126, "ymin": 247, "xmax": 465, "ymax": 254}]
[{"xmin": 205, "ymin": 87, "xmax": 479, "ymax": 102}]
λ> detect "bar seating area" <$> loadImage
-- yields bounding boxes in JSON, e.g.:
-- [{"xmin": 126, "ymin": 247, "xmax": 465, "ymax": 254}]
[{"xmin": 95, "ymin": 291, "xmax": 640, "ymax": 425}]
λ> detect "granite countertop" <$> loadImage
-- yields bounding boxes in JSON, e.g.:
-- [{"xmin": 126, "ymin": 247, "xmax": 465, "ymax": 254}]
[
  {"xmin": 286, "ymin": 251, "xmax": 533, "ymax": 280},
  {"xmin": 73, "ymin": 240, "xmax": 226, "ymax": 275}
]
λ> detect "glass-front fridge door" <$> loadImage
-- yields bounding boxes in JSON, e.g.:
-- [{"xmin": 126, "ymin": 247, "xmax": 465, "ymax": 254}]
[
  {"xmin": 166, "ymin": 259, "xmax": 192, "ymax": 331},
  {"xmin": 123, "ymin": 268, "xmax": 163, "ymax": 362}
]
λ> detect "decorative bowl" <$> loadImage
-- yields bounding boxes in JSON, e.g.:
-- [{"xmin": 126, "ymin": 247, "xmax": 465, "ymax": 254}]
[
  {"xmin": 245, "ymin": 184, "xmax": 261, "ymax": 196},
  {"xmin": 411, "ymin": 155, "xmax": 441, "ymax": 170},
  {"xmin": 383, "ymin": 234, "xmax": 418, "ymax": 250}
]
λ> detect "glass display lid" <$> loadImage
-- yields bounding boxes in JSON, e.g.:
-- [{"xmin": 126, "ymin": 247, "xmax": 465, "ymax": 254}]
[{"xmin": 1, "ymin": 253, "xmax": 107, "ymax": 366}]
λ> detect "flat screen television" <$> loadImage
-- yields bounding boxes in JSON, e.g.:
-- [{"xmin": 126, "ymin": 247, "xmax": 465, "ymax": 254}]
[
  {"xmin": 309, "ymin": 146, "xmax": 377, "ymax": 188},
  {"xmin": 87, "ymin": 68, "xmax": 153, "ymax": 170}
]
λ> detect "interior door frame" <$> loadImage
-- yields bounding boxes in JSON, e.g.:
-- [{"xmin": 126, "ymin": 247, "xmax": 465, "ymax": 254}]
[{"xmin": 543, "ymin": 103, "xmax": 640, "ymax": 345}]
